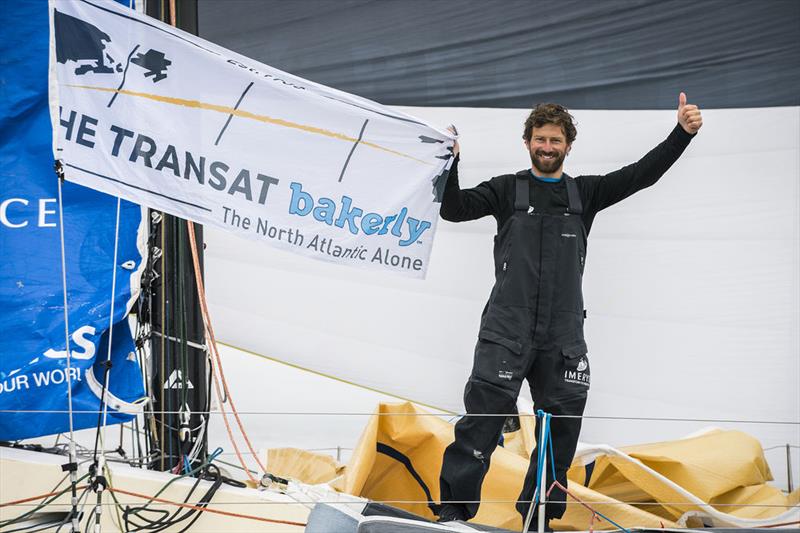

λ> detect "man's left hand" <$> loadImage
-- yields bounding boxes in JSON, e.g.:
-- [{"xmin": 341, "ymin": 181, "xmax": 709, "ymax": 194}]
[
  {"xmin": 677, "ymin": 92, "xmax": 703, "ymax": 134},
  {"xmin": 447, "ymin": 124, "xmax": 460, "ymax": 157}
]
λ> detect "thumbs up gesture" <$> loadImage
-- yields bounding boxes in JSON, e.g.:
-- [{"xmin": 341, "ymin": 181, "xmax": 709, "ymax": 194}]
[{"xmin": 677, "ymin": 92, "xmax": 703, "ymax": 134}]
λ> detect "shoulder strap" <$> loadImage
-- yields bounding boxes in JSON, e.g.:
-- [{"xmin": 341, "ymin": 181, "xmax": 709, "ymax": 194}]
[
  {"xmin": 514, "ymin": 171, "xmax": 530, "ymax": 211},
  {"xmin": 564, "ymin": 177, "xmax": 583, "ymax": 215}
]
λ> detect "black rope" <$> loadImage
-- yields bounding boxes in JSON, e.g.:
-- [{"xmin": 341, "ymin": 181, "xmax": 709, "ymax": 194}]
[
  {"xmin": 91, "ymin": 358, "xmax": 114, "ymax": 462},
  {"xmin": 120, "ymin": 463, "xmax": 224, "ymax": 532}
]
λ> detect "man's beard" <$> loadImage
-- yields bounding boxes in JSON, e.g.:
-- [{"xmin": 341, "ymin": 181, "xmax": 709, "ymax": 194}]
[{"xmin": 531, "ymin": 150, "xmax": 566, "ymax": 175}]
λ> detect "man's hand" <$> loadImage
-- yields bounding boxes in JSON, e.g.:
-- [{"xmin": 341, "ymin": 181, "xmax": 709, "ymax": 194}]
[
  {"xmin": 447, "ymin": 124, "xmax": 460, "ymax": 157},
  {"xmin": 677, "ymin": 92, "xmax": 703, "ymax": 134}
]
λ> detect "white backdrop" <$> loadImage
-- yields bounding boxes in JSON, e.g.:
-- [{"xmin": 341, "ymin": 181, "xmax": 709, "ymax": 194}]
[{"xmin": 204, "ymin": 106, "xmax": 799, "ymax": 484}]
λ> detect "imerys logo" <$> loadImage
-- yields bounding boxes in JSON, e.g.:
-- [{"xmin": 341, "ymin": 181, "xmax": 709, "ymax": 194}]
[{"xmin": 564, "ymin": 357, "xmax": 590, "ymax": 387}]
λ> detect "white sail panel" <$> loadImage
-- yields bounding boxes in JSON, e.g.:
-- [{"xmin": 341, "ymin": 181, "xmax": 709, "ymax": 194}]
[{"xmin": 206, "ymin": 106, "xmax": 800, "ymax": 454}]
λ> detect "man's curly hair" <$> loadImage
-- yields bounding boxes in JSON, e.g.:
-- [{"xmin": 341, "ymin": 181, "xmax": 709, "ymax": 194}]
[{"xmin": 523, "ymin": 103, "xmax": 577, "ymax": 145}]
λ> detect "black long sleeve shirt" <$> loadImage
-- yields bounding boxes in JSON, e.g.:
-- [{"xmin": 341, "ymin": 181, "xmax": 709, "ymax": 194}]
[{"xmin": 440, "ymin": 124, "xmax": 695, "ymax": 235}]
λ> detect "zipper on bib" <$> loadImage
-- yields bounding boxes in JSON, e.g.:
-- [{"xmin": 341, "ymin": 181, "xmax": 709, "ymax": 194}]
[
  {"xmin": 498, "ymin": 257, "xmax": 509, "ymax": 293},
  {"xmin": 531, "ymin": 221, "xmax": 544, "ymax": 342}
]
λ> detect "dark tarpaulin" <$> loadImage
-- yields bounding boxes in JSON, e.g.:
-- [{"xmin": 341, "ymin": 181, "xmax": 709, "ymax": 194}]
[{"xmin": 197, "ymin": 0, "xmax": 799, "ymax": 109}]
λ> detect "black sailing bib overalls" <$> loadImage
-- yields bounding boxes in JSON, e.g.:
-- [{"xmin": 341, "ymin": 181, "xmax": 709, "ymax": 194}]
[{"xmin": 440, "ymin": 172, "xmax": 591, "ymax": 524}]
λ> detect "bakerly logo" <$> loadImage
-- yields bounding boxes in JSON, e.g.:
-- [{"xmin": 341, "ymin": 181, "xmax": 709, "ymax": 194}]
[{"xmin": 288, "ymin": 182, "xmax": 432, "ymax": 247}]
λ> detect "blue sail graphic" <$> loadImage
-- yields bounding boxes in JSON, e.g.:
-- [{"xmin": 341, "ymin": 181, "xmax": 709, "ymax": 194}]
[{"xmin": 0, "ymin": 0, "xmax": 145, "ymax": 441}]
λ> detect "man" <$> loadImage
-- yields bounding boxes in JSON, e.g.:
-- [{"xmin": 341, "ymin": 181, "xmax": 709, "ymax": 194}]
[{"xmin": 437, "ymin": 94, "xmax": 702, "ymax": 527}]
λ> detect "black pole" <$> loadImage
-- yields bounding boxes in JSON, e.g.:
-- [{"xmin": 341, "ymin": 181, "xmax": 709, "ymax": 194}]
[{"xmin": 144, "ymin": 0, "xmax": 207, "ymax": 473}]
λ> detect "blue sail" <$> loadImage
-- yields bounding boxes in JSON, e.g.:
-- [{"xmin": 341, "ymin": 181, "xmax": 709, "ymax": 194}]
[{"xmin": 0, "ymin": 0, "xmax": 145, "ymax": 441}]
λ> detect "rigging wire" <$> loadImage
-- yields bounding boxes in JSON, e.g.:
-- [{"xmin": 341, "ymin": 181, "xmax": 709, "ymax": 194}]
[
  {"xmin": 142, "ymin": 210, "xmax": 161, "ymax": 469},
  {"xmin": 6, "ymin": 496, "xmax": 800, "ymax": 509},
  {"xmin": 54, "ymin": 161, "xmax": 80, "ymax": 533},
  {"xmin": 132, "ymin": 267, "xmax": 154, "ymax": 469},
  {"xmin": 159, "ymin": 214, "xmax": 166, "ymax": 471},
  {"xmin": 175, "ymin": 219, "xmax": 195, "ymax": 473},
  {"xmin": 90, "ymin": 197, "xmax": 123, "ymax": 463},
  {"xmin": 80, "ymin": 196, "xmax": 123, "ymax": 533},
  {"xmin": 165, "ymin": 215, "xmax": 176, "ymax": 472},
  {"xmin": 5, "ymin": 409, "xmax": 799, "ymax": 427}
]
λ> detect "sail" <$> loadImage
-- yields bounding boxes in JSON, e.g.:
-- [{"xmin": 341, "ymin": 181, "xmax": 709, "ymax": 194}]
[
  {"xmin": 205, "ymin": 106, "xmax": 800, "ymax": 426},
  {"xmin": 50, "ymin": 0, "xmax": 455, "ymax": 279},
  {"xmin": 341, "ymin": 402, "xmax": 799, "ymax": 530},
  {"xmin": 195, "ymin": 0, "xmax": 800, "ymax": 465},
  {"xmin": 0, "ymin": 0, "xmax": 145, "ymax": 441}
]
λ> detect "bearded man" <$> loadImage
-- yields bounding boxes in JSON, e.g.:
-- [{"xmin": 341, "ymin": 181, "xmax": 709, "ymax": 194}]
[{"xmin": 437, "ymin": 94, "xmax": 703, "ymax": 528}]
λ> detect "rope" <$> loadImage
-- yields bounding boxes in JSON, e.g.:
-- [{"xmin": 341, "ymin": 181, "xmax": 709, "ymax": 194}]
[
  {"xmin": 105, "ymin": 487, "xmax": 307, "ymax": 527},
  {"xmin": 524, "ymin": 411, "xmax": 633, "ymax": 533},
  {"xmin": 547, "ymin": 480, "xmax": 631, "ymax": 533},
  {"xmin": 763, "ymin": 520, "xmax": 800, "ymax": 528},
  {"xmin": 547, "ymin": 413, "xmax": 556, "ymax": 482},
  {"xmin": 522, "ymin": 410, "xmax": 551, "ymax": 533},
  {"xmin": 205, "ymin": 297, "xmax": 257, "ymax": 483},
  {"xmin": 187, "ymin": 221, "xmax": 266, "ymax": 482},
  {"xmin": 0, "ymin": 485, "xmax": 90, "ymax": 508},
  {"xmin": 0, "ymin": 483, "xmax": 93, "ymax": 532}
]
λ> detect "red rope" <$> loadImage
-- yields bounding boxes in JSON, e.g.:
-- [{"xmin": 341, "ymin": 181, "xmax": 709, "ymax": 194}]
[
  {"xmin": 0, "ymin": 485, "xmax": 89, "ymax": 508},
  {"xmin": 762, "ymin": 520, "xmax": 800, "ymax": 528},
  {"xmin": 547, "ymin": 480, "xmax": 596, "ymax": 515}
]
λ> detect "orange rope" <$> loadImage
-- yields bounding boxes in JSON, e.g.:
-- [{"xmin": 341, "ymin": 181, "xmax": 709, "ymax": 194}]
[
  {"xmin": 186, "ymin": 221, "xmax": 255, "ymax": 483},
  {"xmin": 106, "ymin": 486, "xmax": 306, "ymax": 527},
  {"xmin": 187, "ymin": 222, "xmax": 267, "ymax": 479},
  {"xmin": 0, "ymin": 485, "xmax": 89, "ymax": 508},
  {"xmin": 210, "ymin": 350, "xmax": 257, "ymax": 482}
]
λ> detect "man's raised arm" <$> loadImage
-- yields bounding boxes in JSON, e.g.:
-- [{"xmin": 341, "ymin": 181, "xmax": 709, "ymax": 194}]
[{"xmin": 584, "ymin": 92, "xmax": 703, "ymax": 213}]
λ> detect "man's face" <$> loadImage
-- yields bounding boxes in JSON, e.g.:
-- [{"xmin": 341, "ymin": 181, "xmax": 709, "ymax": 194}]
[{"xmin": 525, "ymin": 123, "xmax": 570, "ymax": 175}]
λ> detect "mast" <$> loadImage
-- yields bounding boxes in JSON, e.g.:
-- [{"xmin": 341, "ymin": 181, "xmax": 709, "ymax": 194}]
[{"xmin": 143, "ymin": 0, "xmax": 208, "ymax": 473}]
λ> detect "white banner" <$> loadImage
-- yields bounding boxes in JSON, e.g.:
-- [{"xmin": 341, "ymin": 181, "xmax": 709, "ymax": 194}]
[{"xmin": 49, "ymin": 0, "xmax": 455, "ymax": 277}]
